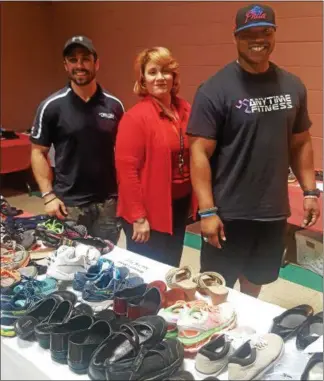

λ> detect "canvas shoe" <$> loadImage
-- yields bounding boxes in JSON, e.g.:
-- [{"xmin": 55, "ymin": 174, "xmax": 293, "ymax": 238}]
[
  {"xmin": 195, "ymin": 334, "xmax": 235, "ymax": 376},
  {"xmin": 47, "ymin": 244, "xmax": 100, "ymax": 281},
  {"xmin": 177, "ymin": 302, "xmax": 237, "ymax": 354},
  {"xmin": 228, "ymin": 333, "xmax": 284, "ymax": 380}
]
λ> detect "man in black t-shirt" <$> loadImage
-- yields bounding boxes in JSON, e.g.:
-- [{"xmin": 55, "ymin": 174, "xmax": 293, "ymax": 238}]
[
  {"xmin": 30, "ymin": 36, "xmax": 124, "ymax": 243},
  {"xmin": 187, "ymin": 4, "xmax": 320, "ymax": 297}
]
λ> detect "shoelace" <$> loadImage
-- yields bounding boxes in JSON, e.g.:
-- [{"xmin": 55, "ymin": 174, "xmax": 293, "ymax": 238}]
[
  {"xmin": 172, "ymin": 300, "xmax": 209, "ymax": 309},
  {"xmin": 39, "ymin": 217, "xmax": 64, "ymax": 234},
  {"xmin": 250, "ymin": 336, "xmax": 268, "ymax": 350}
]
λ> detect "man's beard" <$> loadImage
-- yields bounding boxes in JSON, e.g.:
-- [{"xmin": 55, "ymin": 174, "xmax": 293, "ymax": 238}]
[{"xmin": 69, "ymin": 71, "xmax": 96, "ymax": 86}]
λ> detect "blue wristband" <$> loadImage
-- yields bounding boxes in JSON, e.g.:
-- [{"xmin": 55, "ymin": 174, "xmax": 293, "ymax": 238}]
[{"xmin": 200, "ymin": 212, "xmax": 217, "ymax": 218}]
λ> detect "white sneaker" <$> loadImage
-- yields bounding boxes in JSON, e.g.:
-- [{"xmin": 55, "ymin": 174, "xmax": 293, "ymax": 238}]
[
  {"xmin": 47, "ymin": 244, "xmax": 100, "ymax": 281},
  {"xmin": 228, "ymin": 333, "xmax": 284, "ymax": 380}
]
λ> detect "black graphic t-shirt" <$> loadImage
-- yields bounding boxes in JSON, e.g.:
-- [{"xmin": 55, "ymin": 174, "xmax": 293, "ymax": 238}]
[{"xmin": 187, "ymin": 61, "xmax": 312, "ymax": 220}]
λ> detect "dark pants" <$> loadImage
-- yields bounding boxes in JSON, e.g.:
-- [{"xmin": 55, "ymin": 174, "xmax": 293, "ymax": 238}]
[
  {"xmin": 122, "ymin": 196, "xmax": 190, "ymax": 267},
  {"xmin": 66, "ymin": 198, "xmax": 121, "ymax": 244},
  {"xmin": 201, "ymin": 219, "xmax": 287, "ymax": 288}
]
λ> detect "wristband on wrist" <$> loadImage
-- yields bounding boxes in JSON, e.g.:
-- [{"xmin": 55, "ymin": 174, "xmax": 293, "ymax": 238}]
[
  {"xmin": 303, "ymin": 189, "xmax": 320, "ymax": 198},
  {"xmin": 41, "ymin": 190, "xmax": 54, "ymax": 198},
  {"xmin": 200, "ymin": 212, "xmax": 218, "ymax": 218},
  {"xmin": 44, "ymin": 197, "xmax": 57, "ymax": 205},
  {"xmin": 198, "ymin": 206, "xmax": 218, "ymax": 217},
  {"xmin": 304, "ymin": 195, "xmax": 319, "ymax": 200}
]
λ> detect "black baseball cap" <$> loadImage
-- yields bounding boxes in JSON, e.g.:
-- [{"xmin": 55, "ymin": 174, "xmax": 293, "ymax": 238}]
[
  {"xmin": 234, "ymin": 4, "xmax": 277, "ymax": 35},
  {"xmin": 63, "ymin": 35, "xmax": 97, "ymax": 57}
]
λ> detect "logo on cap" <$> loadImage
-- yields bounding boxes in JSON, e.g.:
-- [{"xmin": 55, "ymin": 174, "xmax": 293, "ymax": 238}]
[
  {"xmin": 245, "ymin": 6, "xmax": 266, "ymax": 23},
  {"xmin": 72, "ymin": 36, "xmax": 84, "ymax": 42}
]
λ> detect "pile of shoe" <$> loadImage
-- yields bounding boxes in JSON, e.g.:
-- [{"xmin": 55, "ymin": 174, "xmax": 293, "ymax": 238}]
[
  {"xmin": 71, "ymin": 256, "xmax": 163, "ymax": 319},
  {"xmin": 0, "ymin": 275, "xmax": 58, "ymax": 336},
  {"xmin": 0, "ymin": 195, "xmax": 23, "ymax": 217},
  {"xmin": 0, "ymin": 245, "xmax": 48, "ymax": 288},
  {"xmin": 1, "ymin": 221, "xmax": 36, "ymax": 250}
]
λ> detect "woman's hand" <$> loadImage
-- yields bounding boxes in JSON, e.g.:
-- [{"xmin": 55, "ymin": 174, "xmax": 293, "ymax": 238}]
[{"xmin": 132, "ymin": 218, "xmax": 150, "ymax": 243}]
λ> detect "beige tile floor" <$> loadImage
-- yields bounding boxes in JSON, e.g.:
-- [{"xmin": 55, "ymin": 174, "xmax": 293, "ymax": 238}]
[{"xmin": 5, "ymin": 192, "xmax": 323, "ymax": 313}]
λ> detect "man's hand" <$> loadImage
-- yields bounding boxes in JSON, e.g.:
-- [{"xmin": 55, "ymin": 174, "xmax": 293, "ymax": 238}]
[
  {"xmin": 44, "ymin": 195, "xmax": 67, "ymax": 220},
  {"xmin": 302, "ymin": 198, "xmax": 320, "ymax": 228},
  {"xmin": 132, "ymin": 218, "xmax": 150, "ymax": 243},
  {"xmin": 201, "ymin": 215, "xmax": 226, "ymax": 249}
]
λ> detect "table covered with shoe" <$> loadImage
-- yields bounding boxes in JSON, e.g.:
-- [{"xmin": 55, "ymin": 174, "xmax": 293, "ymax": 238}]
[
  {"xmin": 0, "ymin": 198, "xmax": 322, "ymax": 381},
  {"xmin": 1, "ymin": 245, "xmax": 322, "ymax": 381}
]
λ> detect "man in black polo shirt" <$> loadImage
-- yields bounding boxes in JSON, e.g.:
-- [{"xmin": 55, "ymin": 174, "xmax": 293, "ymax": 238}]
[
  {"xmin": 187, "ymin": 4, "xmax": 320, "ymax": 297},
  {"xmin": 30, "ymin": 36, "xmax": 124, "ymax": 244}
]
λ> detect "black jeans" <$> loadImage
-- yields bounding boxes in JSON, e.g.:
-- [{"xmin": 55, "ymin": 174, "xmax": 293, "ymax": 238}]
[{"xmin": 122, "ymin": 195, "xmax": 190, "ymax": 267}]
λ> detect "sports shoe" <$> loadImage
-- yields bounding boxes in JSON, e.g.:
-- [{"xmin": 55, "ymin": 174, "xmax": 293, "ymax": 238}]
[
  {"xmin": 195, "ymin": 334, "xmax": 234, "ymax": 376},
  {"xmin": 158, "ymin": 300, "xmax": 208, "ymax": 339},
  {"xmin": 228, "ymin": 333, "xmax": 284, "ymax": 380},
  {"xmin": 0, "ymin": 290, "xmax": 44, "ymax": 316},
  {"xmin": 177, "ymin": 302, "xmax": 237, "ymax": 354},
  {"xmin": 1, "ymin": 245, "xmax": 30, "ymax": 270},
  {"xmin": 1, "ymin": 276, "xmax": 57, "ymax": 302},
  {"xmin": 82, "ymin": 269, "xmax": 144, "ymax": 303},
  {"xmin": 47, "ymin": 244, "xmax": 101, "ymax": 281},
  {"xmin": 73, "ymin": 258, "xmax": 114, "ymax": 291}
]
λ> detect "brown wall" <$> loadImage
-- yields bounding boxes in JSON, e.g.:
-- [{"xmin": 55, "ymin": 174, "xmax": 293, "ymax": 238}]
[
  {"xmin": 0, "ymin": 2, "xmax": 57, "ymax": 132},
  {"xmin": 1, "ymin": 1, "xmax": 323, "ymax": 167}
]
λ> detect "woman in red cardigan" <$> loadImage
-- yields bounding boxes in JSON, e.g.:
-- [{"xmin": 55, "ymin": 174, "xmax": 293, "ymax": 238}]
[{"xmin": 115, "ymin": 47, "xmax": 193, "ymax": 266}]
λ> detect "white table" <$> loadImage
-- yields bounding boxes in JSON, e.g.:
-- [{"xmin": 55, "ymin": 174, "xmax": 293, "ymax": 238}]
[{"xmin": 1, "ymin": 247, "xmax": 309, "ymax": 380}]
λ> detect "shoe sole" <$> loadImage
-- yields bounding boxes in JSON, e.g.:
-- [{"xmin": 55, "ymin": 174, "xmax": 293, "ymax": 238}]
[
  {"xmin": 1, "ymin": 325, "xmax": 16, "ymax": 337},
  {"xmin": 251, "ymin": 344, "xmax": 285, "ymax": 380},
  {"xmin": 195, "ymin": 360, "xmax": 228, "ymax": 378},
  {"xmin": 51, "ymin": 351, "xmax": 68, "ymax": 364},
  {"xmin": 68, "ymin": 363, "xmax": 88, "ymax": 375}
]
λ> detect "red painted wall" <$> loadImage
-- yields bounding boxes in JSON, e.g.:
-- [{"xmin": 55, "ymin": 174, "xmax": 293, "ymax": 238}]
[{"xmin": 1, "ymin": 1, "xmax": 322, "ymax": 167}]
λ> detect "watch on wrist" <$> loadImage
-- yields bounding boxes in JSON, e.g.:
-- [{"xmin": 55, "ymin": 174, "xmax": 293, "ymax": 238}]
[{"xmin": 303, "ymin": 189, "xmax": 320, "ymax": 198}]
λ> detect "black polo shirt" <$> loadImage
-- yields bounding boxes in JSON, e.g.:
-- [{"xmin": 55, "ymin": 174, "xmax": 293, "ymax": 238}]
[
  {"xmin": 30, "ymin": 84, "xmax": 124, "ymax": 206},
  {"xmin": 187, "ymin": 61, "xmax": 312, "ymax": 220}
]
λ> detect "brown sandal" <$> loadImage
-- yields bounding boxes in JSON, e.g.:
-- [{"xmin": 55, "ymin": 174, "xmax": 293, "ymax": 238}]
[
  {"xmin": 165, "ymin": 266, "xmax": 197, "ymax": 301},
  {"xmin": 194, "ymin": 271, "xmax": 228, "ymax": 305}
]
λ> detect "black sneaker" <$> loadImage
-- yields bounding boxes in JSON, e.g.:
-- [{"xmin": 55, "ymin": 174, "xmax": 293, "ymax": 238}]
[{"xmin": 104, "ymin": 339, "xmax": 184, "ymax": 381}]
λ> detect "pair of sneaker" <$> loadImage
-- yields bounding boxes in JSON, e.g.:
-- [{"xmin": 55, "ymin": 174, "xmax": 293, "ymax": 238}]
[
  {"xmin": 47, "ymin": 244, "xmax": 101, "ymax": 281},
  {"xmin": 159, "ymin": 300, "xmax": 237, "ymax": 354},
  {"xmin": 195, "ymin": 330, "xmax": 284, "ymax": 380}
]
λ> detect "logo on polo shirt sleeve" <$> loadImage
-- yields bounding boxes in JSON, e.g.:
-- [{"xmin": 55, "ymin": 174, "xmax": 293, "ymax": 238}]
[
  {"xmin": 235, "ymin": 94, "xmax": 293, "ymax": 114},
  {"xmin": 98, "ymin": 112, "xmax": 116, "ymax": 120}
]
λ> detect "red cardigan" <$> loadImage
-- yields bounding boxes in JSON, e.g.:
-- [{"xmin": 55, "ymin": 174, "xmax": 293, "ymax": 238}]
[{"xmin": 115, "ymin": 96, "xmax": 196, "ymax": 234}]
